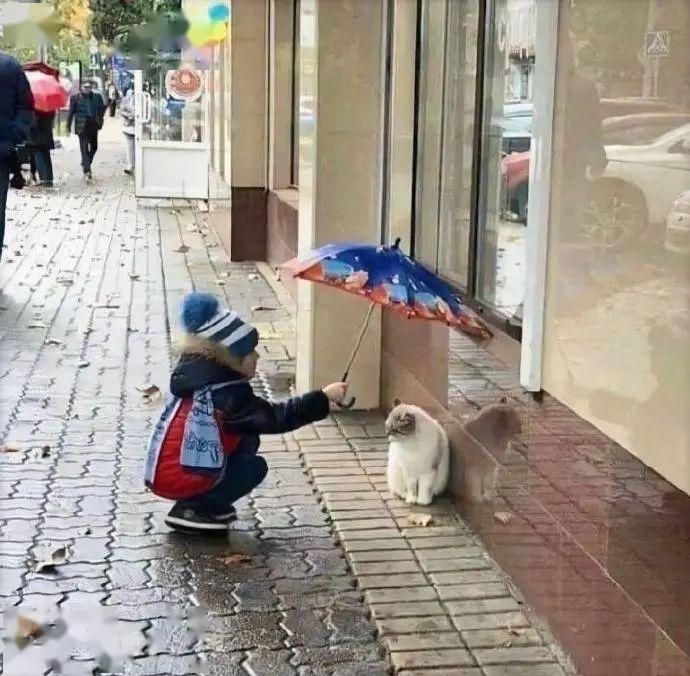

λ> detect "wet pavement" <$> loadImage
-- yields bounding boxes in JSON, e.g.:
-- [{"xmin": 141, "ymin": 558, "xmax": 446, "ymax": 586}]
[{"xmin": 1, "ymin": 121, "xmax": 572, "ymax": 675}]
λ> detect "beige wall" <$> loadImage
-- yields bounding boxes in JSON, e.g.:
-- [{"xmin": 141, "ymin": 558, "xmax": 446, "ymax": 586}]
[
  {"xmin": 296, "ymin": 0, "xmax": 385, "ymax": 409},
  {"xmin": 542, "ymin": 0, "xmax": 690, "ymax": 493},
  {"xmin": 268, "ymin": 0, "xmax": 295, "ymax": 190},
  {"xmin": 231, "ymin": 0, "xmax": 268, "ymax": 188}
]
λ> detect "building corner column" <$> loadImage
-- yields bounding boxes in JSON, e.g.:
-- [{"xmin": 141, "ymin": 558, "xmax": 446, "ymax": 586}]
[{"xmin": 295, "ymin": 0, "xmax": 386, "ymax": 410}]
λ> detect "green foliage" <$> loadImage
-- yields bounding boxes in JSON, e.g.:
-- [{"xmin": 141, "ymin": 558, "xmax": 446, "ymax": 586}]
[
  {"xmin": 89, "ymin": 0, "xmax": 149, "ymax": 43},
  {"xmin": 89, "ymin": 0, "xmax": 182, "ymax": 44}
]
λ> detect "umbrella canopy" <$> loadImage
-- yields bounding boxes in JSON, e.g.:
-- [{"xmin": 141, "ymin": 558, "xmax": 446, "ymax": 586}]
[
  {"xmin": 285, "ymin": 240, "xmax": 492, "ymax": 340},
  {"xmin": 23, "ymin": 61, "xmax": 60, "ymax": 79},
  {"xmin": 25, "ymin": 70, "xmax": 68, "ymax": 113}
]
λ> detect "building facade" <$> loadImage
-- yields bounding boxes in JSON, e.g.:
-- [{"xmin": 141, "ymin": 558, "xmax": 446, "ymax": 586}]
[{"xmin": 207, "ymin": 2, "xmax": 690, "ymax": 672}]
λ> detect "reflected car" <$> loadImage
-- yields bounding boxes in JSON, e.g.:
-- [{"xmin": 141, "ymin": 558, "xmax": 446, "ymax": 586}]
[
  {"xmin": 665, "ymin": 191, "xmax": 690, "ymax": 254},
  {"xmin": 501, "ymin": 115, "xmax": 690, "ymax": 226},
  {"xmin": 600, "ymin": 122, "xmax": 690, "ymax": 226},
  {"xmin": 501, "ymin": 101, "xmax": 532, "ymax": 155}
]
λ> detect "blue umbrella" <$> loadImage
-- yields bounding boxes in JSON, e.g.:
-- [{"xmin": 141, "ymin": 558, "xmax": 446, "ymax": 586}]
[{"xmin": 284, "ymin": 239, "xmax": 491, "ymax": 407}]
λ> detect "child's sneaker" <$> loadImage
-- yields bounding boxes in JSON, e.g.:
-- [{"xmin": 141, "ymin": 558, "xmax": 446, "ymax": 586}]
[{"xmin": 164, "ymin": 503, "xmax": 227, "ymax": 532}]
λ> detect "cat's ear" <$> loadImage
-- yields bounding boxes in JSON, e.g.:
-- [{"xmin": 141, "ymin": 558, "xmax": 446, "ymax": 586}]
[{"xmin": 393, "ymin": 398, "xmax": 402, "ymax": 407}]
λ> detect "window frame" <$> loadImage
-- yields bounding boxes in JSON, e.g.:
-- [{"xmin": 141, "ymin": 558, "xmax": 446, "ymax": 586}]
[{"xmin": 289, "ymin": 0, "xmax": 301, "ymax": 187}]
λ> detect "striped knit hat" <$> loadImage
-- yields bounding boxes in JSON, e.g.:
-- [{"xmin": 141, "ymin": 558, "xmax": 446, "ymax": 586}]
[{"xmin": 180, "ymin": 292, "xmax": 259, "ymax": 358}]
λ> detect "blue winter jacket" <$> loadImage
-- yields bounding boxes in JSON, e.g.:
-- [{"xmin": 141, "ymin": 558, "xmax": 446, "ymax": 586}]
[
  {"xmin": 170, "ymin": 353, "xmax": 330, "ymax": 456},
  {"xmin": 0, "ymin": 52, "xmax": 34, "ymax": 159}
]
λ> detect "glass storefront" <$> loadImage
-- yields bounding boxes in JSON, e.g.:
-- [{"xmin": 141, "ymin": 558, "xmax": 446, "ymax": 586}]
[
  {"xmin": 542, "ymin": 0, "xmax": 690, "ymax": 492},
  {"xmin": 476, "ymin": 0, "xmax": 535, "ymax": 319},
  {"xmin": 414, "ymin": 0, "xmax": 536, "ymax": 328}
]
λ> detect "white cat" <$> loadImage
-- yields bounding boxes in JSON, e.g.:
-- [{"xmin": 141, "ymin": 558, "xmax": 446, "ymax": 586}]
[{"xmin": 385, "ymin": 400, "xmax": 449, "ymax": 506}]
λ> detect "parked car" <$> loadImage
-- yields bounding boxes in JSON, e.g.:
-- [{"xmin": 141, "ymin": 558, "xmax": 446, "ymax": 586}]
[
  {"xmin": 501, "ymin": 101, "xmax": 532, "ymax": 155},
  {"xmin": 665, "ymin": 190, "xmax": 690, "ymax": 254},
  {"xmin": 601, "ymin": 121, "xmax": 690, "ymax": 226}
]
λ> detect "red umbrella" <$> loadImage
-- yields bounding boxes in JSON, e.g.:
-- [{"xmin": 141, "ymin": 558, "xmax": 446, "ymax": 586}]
[{"xmin": 24, "ymin": 69, "xmax": 68, "ymax": 113}]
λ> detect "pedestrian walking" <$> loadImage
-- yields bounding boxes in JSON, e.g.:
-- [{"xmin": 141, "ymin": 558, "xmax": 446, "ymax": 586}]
[
  {"xmin": 67, "ymin": 80, "xmax": 105, "ymax": 182},
  {"xmin": 144, "ymin": 292, "xmax": 348, "ymax": 533},
  {"xmin": 120, "ymin": 87, "xmax": 135, "ymax": 176},
  {"xmin": 107, "ymin": 80, "xmax": 119, "ymax": 117},
  {"xmin": 0, "ymin": 51, "xmax": 33, "ymax": 265},
  {"xmin": 28, "ymin": 111, "xmax": 55, "ymax": 187}
]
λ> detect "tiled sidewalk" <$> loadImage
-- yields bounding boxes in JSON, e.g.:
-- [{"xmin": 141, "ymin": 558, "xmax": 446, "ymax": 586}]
[{"xmin": 0, "ymin": 123, "xmax": 572, "ymax": 675}]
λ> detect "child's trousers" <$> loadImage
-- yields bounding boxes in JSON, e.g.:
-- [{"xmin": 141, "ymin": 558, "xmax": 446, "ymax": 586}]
[{"xmin": 184, "ymin": 453, "xmax": 268, "ymax": 515}]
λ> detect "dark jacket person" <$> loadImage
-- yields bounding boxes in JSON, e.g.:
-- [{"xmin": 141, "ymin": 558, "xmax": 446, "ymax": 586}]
[
  {"xmin": 67, "ymin": 81, "xmax": 105, "ymax": 180},
  {"xmin": 0, "ymin": 52, "xmax": 34, "ymax": 264}
]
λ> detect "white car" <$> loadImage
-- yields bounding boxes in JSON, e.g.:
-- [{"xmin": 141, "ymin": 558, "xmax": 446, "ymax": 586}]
[
  {"xmin": 600, "ymin": 122, "xmax": 690, "ymax": 225},
  {"xmin": 665, "ymin": 190, "xmax": 690, "ymax": 254}
]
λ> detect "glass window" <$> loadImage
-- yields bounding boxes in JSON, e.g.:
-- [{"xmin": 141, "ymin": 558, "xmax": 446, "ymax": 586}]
[
  {"xmin": 141, "ymin": 60, "xmax": 206, "ymax": 143},
  {"xmin": 437, "ymin": 0, "xmax": 480, "ymax": 287},
  {"xmin": 414, "ymin": 0, "xmax": 448, "ymax": 268},
  {"xmin": 543, "ymin": 0, "xmax": 690, "ymax": 493},
  {"xmin": 476, "ymin": 0, "xmax": 536, "ymax": 320}
]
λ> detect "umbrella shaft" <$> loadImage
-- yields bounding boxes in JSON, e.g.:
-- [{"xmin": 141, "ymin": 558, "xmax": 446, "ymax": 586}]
[{"xmin": 342, "ymin": 302, "xmax": 376, "ymax": 382}]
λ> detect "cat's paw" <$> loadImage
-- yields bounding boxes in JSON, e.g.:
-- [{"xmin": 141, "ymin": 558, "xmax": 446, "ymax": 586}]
[
  {"xmin": 417, "ymin": 495, "xmax": 433, "ymax": 506},
  {"xmin": 405, "ymin": 493, "xmax": 417, "ymax": 505}
]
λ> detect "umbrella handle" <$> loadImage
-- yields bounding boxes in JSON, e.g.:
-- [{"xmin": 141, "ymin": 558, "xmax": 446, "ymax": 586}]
[
  {"xmin": 336, "ymin": 396, "xmax": 356, "ymax": 410},
  {"xmin": 336, "ymin": 302, "xmax": 376, "ymax": 411}
]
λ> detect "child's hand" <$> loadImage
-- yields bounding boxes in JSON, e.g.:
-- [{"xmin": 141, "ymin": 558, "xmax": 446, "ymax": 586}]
[{"xmin": 322, "ymin": 382, "xmax": 348, "ymax": 404}]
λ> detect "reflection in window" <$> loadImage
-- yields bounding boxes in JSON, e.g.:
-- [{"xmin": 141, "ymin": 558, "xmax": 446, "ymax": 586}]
[
  {"xmin": 436, "ymin": 0, "xmax": 480, "ymax": 288},
  {"xmin": 476, "ymin": 0, "xmax": 536, "ymax": 320}
]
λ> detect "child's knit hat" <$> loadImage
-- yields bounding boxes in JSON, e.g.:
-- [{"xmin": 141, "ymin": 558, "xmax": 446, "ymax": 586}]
[{"xmin": 180, "ymin": 292, "xmax": 259, "ymax": 358}]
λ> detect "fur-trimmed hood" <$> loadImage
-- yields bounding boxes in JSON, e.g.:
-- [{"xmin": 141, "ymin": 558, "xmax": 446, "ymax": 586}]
[{"xmin": 170, "ymin": 334, "xmax": 247, "ymax": 398}]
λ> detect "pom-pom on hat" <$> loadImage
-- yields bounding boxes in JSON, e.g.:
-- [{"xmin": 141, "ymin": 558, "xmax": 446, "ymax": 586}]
[{"xmin": 180, "ymin": 292, "xmax": 259, "ymax": 358}]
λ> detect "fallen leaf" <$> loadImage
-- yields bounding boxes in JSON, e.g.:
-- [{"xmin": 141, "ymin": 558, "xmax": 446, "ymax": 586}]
[
  {"xmin": 45, "ymin": 339, "xmax": 62, "ymax": 346},
  {"xmin": 94, "ymin": 304, "xmax": 120, "ymax": 309},
  {"xmin": 216, "ymin": 280, "xmax": 226, "ymax": 286},
  {"xmin": 251, "ymin": 305, "xmax": 278, "ymax": 312},
  {"xmin": 41, "ymin": 445, "xmax": 51, "ymax": 458},
  {"xmin": 129, "ymin": 274, "xmax": 141, "ymax": 281},
  {"xmin": 247, "ymin": 273, "xmax": 260, "ymax": 281},
  {"xmin": 78, "ymin": 361, "xmax": 90, "ymax": 368},
  {"xmin": 81, "ymin": 527, "xmax": 92, "ymax": 536},
  {"xmin": 174, "ymin": 245, "xmax": 190, "ymax": 253},
  {"xmin": 16, "ymin": 614, "xmax": 43, "ymax": 642},
  {"xmin": 27, "ymin": 322, "xmax": 48, "ymax": 329},
  {"xmin": 0, "ymin": 443, "xmax": 22, "ymax": 453},
  {"xmin": 136, "ymin": 385, "xmax": 162, "ymax": 402},
  {"xmin": 217, "ymin": 553, "xmax": 251, "ymax": 565},
  {"xmin": 494, "ymin": 511, "xmax": 514, "ymax": 524},
  {"xmin": 35, "ymin": 545, "xmax": 69, "ymax": 573},
  {"xmin": 509, "ymin": 626, "xmax": 525, "ymax": 637},
  {"xmin": 408, "ymin": 513, "xmax": 434, "ymax": 527}
]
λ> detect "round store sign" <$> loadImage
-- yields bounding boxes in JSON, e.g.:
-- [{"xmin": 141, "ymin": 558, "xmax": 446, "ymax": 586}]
[{"xmin": 165, "ymin": 69, "xmax": 203, "ymax": 102}]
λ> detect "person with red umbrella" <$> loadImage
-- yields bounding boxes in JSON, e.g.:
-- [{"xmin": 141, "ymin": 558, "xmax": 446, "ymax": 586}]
[{"xmin": 23, "ymin": 62, "xmax": 67, "ymax": 187}]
